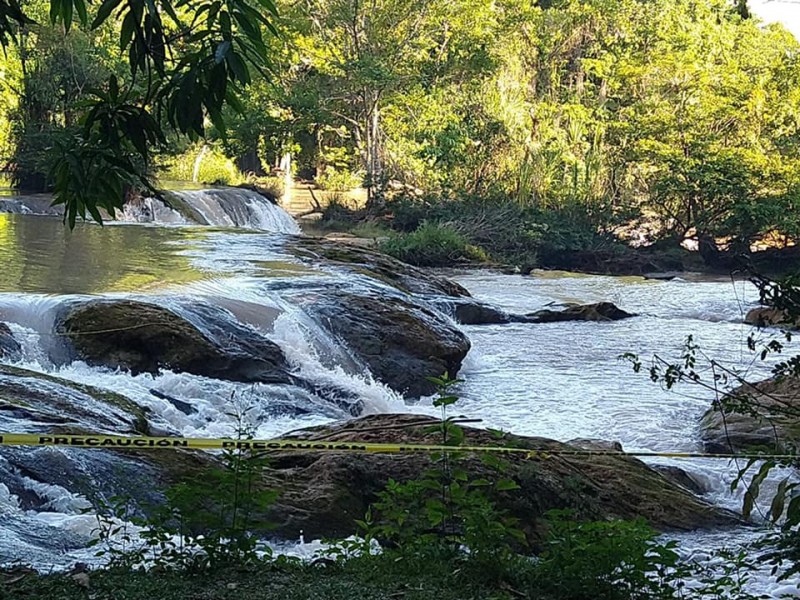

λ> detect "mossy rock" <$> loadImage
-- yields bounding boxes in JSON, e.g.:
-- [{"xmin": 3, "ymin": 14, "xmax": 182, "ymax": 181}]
[
  {"xmin": 286, "ymin": 237, "xmax": 470, "ymax": 297},
  {"xmin": 56, "ymin": 299, "xmax": 292, "ymax": 384},
  {"xmin": 298, "ymin": 291, "xmax": 470, "ymax": 397},
  {"xmin": 744, "ymin": 307, "xmax": 800, "ymax": 329},
  {"xmin": 0, "ymin": 363, "xmax": 148, "ymax": 433},
  {"xmin": 262, "ymin": 414, "xmax": 742, "ymax": 543}
]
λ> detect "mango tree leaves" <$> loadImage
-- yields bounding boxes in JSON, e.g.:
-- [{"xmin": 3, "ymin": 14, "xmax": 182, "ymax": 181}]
[{"xmin": 1, "ymin": 0, "xmax": 279, "ymax": 225}]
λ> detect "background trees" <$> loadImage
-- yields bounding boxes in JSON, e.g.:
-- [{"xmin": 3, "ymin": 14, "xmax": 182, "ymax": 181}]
[{"xmin": 0, "ymin": 0, "xmax": 798, "ymax": 256}]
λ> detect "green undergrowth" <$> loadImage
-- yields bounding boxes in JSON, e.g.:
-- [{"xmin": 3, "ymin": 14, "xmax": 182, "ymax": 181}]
[
  {"xmin": 379, "ymin": 221, "xmax": 489, "ymax": 267},
  {"xmin": 5, "ymin": 557, "xmax": 515, "ymax": 600}
]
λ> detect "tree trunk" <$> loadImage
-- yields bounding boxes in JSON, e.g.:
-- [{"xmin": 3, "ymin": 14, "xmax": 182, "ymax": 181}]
[{"xmin": 235, "ymin": 147, "xmax": 265, "ymax": 176}]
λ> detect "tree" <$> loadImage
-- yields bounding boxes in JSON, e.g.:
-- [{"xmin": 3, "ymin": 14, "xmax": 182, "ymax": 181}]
[{"xmin": 285, "ymin": 0, "xmax": 499, "ymax": 205}]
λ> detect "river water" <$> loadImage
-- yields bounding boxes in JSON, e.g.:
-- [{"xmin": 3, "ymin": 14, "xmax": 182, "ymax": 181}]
[{"xmin": 0, "ymin": 197, "xmax": 797, "ymax": 596}]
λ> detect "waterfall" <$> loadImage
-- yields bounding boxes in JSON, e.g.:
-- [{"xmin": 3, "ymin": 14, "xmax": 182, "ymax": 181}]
[
  {"xmin": 169, "ymin": 188, "xmax": 301, "ymax": 233},
  {"xmin": 119, "ymin": 188, "xmax": 301, "ymax": 234},
  {"xmin": 0, "ymin": 188, "xmax": 300, "ymax": 235},
  {"xmin": 120, "ymin": 196, "xmax": 188, "ymax": 225}
]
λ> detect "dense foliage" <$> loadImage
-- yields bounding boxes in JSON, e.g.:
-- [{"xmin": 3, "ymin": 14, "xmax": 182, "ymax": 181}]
[{"xmin": 0, "ymin": 0, "xmax": 797, "ymax": 258}]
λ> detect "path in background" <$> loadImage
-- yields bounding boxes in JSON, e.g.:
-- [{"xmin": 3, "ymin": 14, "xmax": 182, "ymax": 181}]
[{"xmin": 282, "ymin": 183, "xmax": 367, "ymax": 216}]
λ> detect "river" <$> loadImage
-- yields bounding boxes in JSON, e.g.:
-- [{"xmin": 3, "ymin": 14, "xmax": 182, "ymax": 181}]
[{"xmin": 0, "ymin": 192, "xmax": 796, "ymax": 597}]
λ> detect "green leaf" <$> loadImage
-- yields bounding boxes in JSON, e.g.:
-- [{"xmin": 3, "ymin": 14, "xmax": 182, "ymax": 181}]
[
  {"xmin": 73, "ymin": 0, "xmax": 87, "ymax": 25},
  {"xmin": 469, "ymin": 478, "xmax": 492, "ymax": 487},
  {"xmin": 769, "ymin": 479, "xmax": 789, "ymax": 522},
  {"xmin": 120, "ymin": 11, "xmax": 136, "ymax": 51},
  {"xmin": 496, "ymin": 479, "xmax": 520, "ymax": 491},
  {"xmin": 49, "ymin": 0, "xmax": 62, "ymax": 25}
]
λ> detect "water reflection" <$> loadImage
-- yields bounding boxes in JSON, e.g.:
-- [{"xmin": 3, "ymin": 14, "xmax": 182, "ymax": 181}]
[{"xmin": 0, "ymin": 214, "xmax": 206, "ymax": 294}]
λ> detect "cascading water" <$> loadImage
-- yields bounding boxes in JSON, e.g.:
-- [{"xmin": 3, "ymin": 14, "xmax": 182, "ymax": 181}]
[
  {"xmin": 0, "ymin": 186, "xmax": 300, "ymax": 234},
  {"xmin": 159, "ymin": 188, "xmax": 302, "ymax": 233},
  {"xmin": 0, "ymin": 208, "xmax": 797, "ymax": 595}
]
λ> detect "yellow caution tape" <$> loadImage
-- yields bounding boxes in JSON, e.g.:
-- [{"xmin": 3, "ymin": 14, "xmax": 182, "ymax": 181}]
[{"xmin": 0, "ymin": 432, "xmax": 796, "ymax": 461}]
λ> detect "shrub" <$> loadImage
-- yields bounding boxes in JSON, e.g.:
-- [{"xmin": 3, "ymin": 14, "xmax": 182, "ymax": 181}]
[
  {"xmin": 9, "ymin": 126, "xmax": 74, "ymax": 191},
  {"xmin": 321, "ymin": 194, "xmax": 363, "ymax": 224},
  {"xmin": 159, "ymin": 146, "xmax": 243, "ymax": 186},
  {"xmin": 340, "ymin": 374, "xmax": 525, "ymax": 573},
  {"xmin": 381, "ymin": 193, "xmax": 629, "ymax": 269},
  {"xmin": 245, "ymin": 175, "xmax": 284, "ymax": 199},
  {"xmin": 527, "ymin": 510, "xmax": 680, "ymax": 600},
  {"xmin": 90, "ymin": 415, "xmax": 276, "ymax": 571},
  {"xmin": 316, "ymin": 166, "xmax": 363, "ymax": 191},
  {"xmin": 379, "ymin": 221, "xmax": 488, "ymax": 267}
]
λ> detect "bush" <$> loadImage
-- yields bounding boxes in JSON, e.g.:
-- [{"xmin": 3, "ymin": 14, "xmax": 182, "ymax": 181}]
[
  {"xmin": 316, "ymin": 166, "xmax": 363, "ymax": 191},
  {"xmin": 380, "ymin": 193, "xmax": 632, "ymax": 269},
  {"xmin": 244, "ymin": 175, "xmax": 285, "ymax": 200},
  {"xmin": 9, "ymin": 126, "xmax": 74, "ymax": 191},
  {"xmin": 321, "ymin": 194, "xmax": 363, "ymax": 224},
  {"xmin": 159, "ymin": 146, "xmax": 243, "ymax": 185},
  {"xmin": 379, "ymin": 221, "xmax": 488, "ymax": 267},
  {"xmin": 528, "ymin": 510, "xmax": 679, "ymax": 600}
]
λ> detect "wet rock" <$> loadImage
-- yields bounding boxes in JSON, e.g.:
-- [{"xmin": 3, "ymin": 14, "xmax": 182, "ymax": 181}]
[
  {"xmin": 304, "ymin": 292, "xmax": 470, "ymax": 397},
  {"xmin": 287, "ymin": 237, "xmax": 470, "ymax": 298},
  {"xmin": 567, "ymin": 438, "xmax": 624, "ymax": 452},
  {"xmin": 262, "ymin": 414, "xmax": 741, "ymax": 542},
  {"xmin": 642, "ymin": 272, "xmax": 683, "ymax": 281},
  {"xmin": 0, "ymin": 195, "xmax": 62, "ymax": 216},
  {"xmin": 0, "ymin": 364, "xmax": 160, "ymax": 514},
  {"xmin": 523, "ymin": 302, "xmax": 636, "ymax": 323},
  {"xmin": 744, "ymin": 307, "xmax": 799, "ymax": 329},
  {"xmin": 0, "ymin": 323, "xmax": 21, "ymax": 361},
  {"xmin": 0, "ymin": 363, "xmax": 147, "ymax": 434},
  {"xmin": 651, "ymin": 465, "xmax": 709, "ymax": 495},
  {"xmin": 149, "ymin": 389, "xmax": 197, "ymax": 416},
  {"xmin": 431, "ymin": 298, "xmax": 511, "ymax": 325},
  {"xmin": 700, "ymin": 376, "xmax": 800, "ymax": 454},
  {"xmin": 0, "ymin": 364, "xmax": 217, "ymax": 524},
  {"xmin": 57, "ymin": 300, "xmax": 292, "ymax": 384}
]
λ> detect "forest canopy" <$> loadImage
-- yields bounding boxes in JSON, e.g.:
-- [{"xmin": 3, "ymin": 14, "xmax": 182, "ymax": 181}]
[{"xmin": 0, "ymin": 0, "xmax": 798, "ymax": 257}]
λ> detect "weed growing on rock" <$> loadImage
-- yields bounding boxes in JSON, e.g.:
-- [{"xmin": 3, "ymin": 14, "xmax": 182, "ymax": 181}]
[
  {"xmin": 353, "ymin": 373, "xmax": 525, "ymax": 568},
  {"xmin": 89, "ymin": 408, "xmax": 276, "ymax": 570}
]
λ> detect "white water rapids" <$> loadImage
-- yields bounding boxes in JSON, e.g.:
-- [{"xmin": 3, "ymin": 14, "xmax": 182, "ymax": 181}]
[{"xmin": 0, "ymin": 198, "xmax": 797, "ymax": 595}]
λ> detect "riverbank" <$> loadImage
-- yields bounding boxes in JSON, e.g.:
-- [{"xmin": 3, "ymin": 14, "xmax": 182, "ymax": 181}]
[
  {"xmin": 302, "ymin": 217, "xmax": 800, "ymax": 278},
  {"xmin": 6, "ymin": 559, "xmax": 504, "ymax": 600},
  {"xmin": 2, "ymin": 525, "xmax": 764, "ymax": 600}
]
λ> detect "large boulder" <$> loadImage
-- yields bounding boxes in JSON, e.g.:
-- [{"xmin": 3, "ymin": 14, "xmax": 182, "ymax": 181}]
[
  {"xmin": 56, "ymin": 300, "xmax": 292, "ymax": 384},
  {"xmin": 745, "ymin": 307, "xmax": 799, "ymax": 329},
  {"xmin": 262, "ymin": 414, "xmax": 741, "ymax": 542},
  {"xmin": 431, "ymin": 298, "xmax": 512, "ymax": 325},
  {"xmin": 700, "ymin": 376, "xmax": 800, "ymax": 454},
  {"xmin": 523, "ymin": 302, "xmax": 635, "ymax": 323},
  {"xmin": 287, "ymin": 237, "xmax": 470, "ymax": 298},
  {"xmin": 304, "ymin": 291, "xmax": 470, "ymax": 397},
  {"xmin": 0, "ymin": 323, "xmax": 21, "ymax": 361}
]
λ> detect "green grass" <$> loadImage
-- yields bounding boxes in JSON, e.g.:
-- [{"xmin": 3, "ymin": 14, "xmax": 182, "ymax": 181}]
[{"xmin": 379, "ymin": 222, "xmax": 489, "ymax": 267}]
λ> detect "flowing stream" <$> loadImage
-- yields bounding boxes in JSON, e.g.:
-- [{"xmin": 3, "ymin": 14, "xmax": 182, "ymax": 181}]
[{"xmin": 0, "ymin": 190, "xmax": 797, "ymax": 596}]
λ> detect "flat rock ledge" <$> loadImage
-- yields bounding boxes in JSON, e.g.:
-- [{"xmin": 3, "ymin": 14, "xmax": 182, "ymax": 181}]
[{"xmin": 745, "ymin": 307, "xmax": 800, "ymax": 329}]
